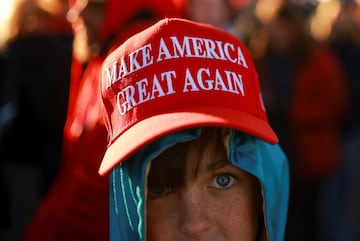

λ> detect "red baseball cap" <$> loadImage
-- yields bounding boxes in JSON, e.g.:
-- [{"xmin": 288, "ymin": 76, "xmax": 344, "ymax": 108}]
[{"xmin": 99, "ymin": 18, "xmax": 278, "ymax": 175}]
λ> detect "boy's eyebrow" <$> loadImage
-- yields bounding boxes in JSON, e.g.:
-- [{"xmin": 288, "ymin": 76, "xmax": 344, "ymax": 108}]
[{"xmin": 204, "ymin": 158, "xmax": 230, "ymax": 173}]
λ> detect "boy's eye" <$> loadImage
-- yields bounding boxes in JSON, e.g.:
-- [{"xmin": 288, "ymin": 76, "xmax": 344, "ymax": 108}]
[
  {"xmin": 211, "ymin": 173, "xmax": 236, "ymax": 189},
  {"xmin": 148, "ymin": 185, "xmax": 172, "ymax": 198}
]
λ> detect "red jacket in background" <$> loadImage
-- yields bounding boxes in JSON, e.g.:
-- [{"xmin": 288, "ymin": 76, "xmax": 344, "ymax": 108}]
[
  {"xmin": 289, "ymin": 45, "xmax": 349, "ymax": 181},
  {"xmin": 23, "ymin": 0, "xmax": 184, "ymax": 240}
]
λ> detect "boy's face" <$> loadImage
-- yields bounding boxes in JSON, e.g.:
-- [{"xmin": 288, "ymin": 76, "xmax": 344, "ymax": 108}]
[{"xmin": 146, "ymin": 128, "xmax": 263, "ymax": 241}]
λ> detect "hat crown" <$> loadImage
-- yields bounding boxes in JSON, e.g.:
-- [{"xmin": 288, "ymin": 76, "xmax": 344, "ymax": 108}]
[{"xmin": 99, "ymin": 18, "xmax": 276, "ymax": 174}]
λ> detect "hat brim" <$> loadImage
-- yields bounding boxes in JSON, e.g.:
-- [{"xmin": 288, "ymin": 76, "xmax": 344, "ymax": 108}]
[{"xmin": 99, "ymin": 105, "xmax": 278, "ymax": 175}]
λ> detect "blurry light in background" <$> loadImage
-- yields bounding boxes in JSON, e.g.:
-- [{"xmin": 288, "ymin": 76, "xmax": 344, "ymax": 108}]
[
  {"xmin": 36, "ymin": 0, "xmax": 66, "ymax": 15},
  {"xmin": 0, "ymin": 0, "xmax": 18, "ymax": 48},
  {"xmin": 310, "ymin": 0, "xmax": 341, "ymax": 41},
  {"xmin": 255, "ymin": 0, "xmax": 284, "ymax": 24}
]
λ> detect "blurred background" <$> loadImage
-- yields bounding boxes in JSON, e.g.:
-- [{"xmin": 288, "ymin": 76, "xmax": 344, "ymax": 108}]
[{"xmin": 0, "ymin": 0, "xmax": 359, "ymax": 240}]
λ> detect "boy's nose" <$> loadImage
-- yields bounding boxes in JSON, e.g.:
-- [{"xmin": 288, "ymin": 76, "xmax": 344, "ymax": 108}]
[{"xmin": 178, "ymin": 189, "xmax": 211, "ymax": 237}]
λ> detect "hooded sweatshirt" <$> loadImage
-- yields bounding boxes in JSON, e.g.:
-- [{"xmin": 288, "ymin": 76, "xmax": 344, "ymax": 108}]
[{"xmin": 109, "ymin": 128, "xmax": 289, "ymax": 241}]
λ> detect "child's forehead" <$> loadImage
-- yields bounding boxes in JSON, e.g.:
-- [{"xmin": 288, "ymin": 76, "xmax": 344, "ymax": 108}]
[
  {"xmin": 147, "ymin": 128, "xmax": 231, "ymax": 188},
  {"xmin": 186, "ymin": 130, "xmax": 230, "ymax": 173},
  {"xmin": 150, "ymin": 127, "xmax": 230, "ymax": 173}
]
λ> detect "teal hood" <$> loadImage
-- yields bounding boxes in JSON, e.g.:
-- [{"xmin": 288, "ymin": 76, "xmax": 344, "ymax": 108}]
[{"xmin": 109, "ymin": 128, "xmax": 289, "ymax": 241}]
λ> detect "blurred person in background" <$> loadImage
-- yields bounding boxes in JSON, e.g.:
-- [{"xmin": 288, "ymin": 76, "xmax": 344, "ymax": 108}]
[
  {"xmin": 184, "ymin": 0, "xmax": 244, "ymax": 37},
  {"xmin": 0, "ymin": 45, "xmax": 10, "ymax": 241},
  {"xmin": 0, "ymin": 0, "xmax": 73, "ymax": 239},
  {"xmin": 23, "ymin": 0, "xmax": 184, "ymax": 240},
  {"xmin": 252, "ymin": 2, "xmax": 350, "ymax": 241},
  {"xmin": 0, "ymin": 0, "xmax": 73, "ymax": 194},
  {"xmin": 328, "ymin": 1, "xmax": 360, "ymax": 240}
]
